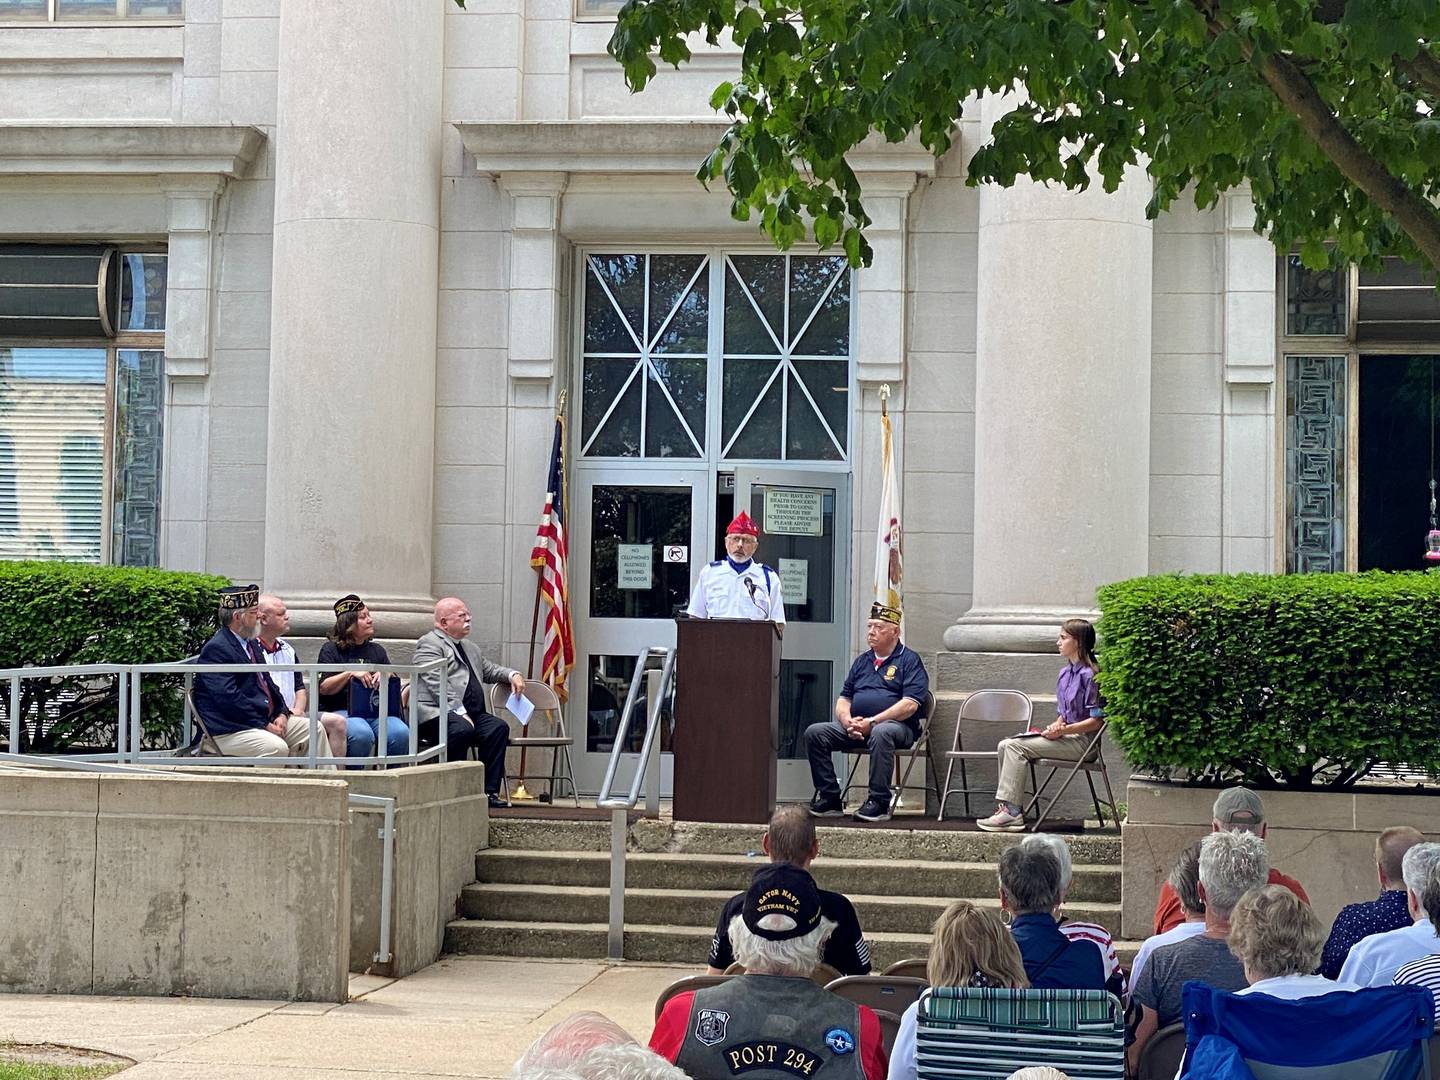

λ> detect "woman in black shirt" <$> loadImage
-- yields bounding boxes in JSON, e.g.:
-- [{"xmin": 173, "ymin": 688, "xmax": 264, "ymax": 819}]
[{"xmin": 316, "ymin": 595, "xmax": 412, "ymax": 761}]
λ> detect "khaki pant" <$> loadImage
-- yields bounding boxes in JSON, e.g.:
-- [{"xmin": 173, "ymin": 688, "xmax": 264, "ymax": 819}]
[
  {"xmin": 211, "ymin": 715, "xmax": 313, "ymax": 758},
  {"xmin": 994, "ymin": 732, "xmax": 1094, "ymax": 807}
]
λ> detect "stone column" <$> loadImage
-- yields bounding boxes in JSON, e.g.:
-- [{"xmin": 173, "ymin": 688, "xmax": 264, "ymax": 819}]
[
  {"xmin": 943, "ymin": 95, "xmax": 1154, "ymax": 686},
  {"xmin": 263, "ymin": 0, "xmax": 444, "ymax": 640}
]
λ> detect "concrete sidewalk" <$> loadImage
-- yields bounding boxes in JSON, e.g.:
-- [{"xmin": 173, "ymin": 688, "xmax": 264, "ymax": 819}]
[{"xmin": 0, "ymin": 956, "xmax": 694, "ymax": 1078}]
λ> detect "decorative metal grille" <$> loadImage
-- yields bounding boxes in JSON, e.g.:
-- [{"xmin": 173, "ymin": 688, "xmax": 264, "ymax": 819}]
[
  {"xmin": 1285, "ymin": 255, "xmax": 1346, "ymax": 336},
  {"xmin": 1285, "ymin": 355, "xmax": 1346, "ymax": 572},
  {"xmin": 111, "ymin": 349, "xmax": 164, "ymax": 566}
]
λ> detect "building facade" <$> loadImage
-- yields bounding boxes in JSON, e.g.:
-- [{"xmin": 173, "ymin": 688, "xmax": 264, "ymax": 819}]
[{"xmin": 1, "ymin": 0, "xmax": 1436, "ymax": 795}]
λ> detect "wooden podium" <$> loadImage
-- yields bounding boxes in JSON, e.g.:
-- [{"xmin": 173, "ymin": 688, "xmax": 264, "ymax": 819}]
[{"xmin": 672, "ymin": 617, "xmax": 781, "ymax": 824}]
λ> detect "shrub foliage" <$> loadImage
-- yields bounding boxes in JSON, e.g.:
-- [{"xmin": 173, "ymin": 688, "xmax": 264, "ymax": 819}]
[
  {"xmin": 0, "ymin": 561, "xmax": 228, "ymax": 752},
  {"xmin": 1096, "ymin": 572, "xmax": 1440, "ymax": 790}
]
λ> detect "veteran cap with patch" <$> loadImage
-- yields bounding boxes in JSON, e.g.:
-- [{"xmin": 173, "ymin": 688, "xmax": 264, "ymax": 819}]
[
  {"xmin": 742, "ymin": 863, "xmax": 822, "ymax": 941},
  {"xmin": 218, "ymin": 584, "xmax": 259, "ymax": 610},
  {"xmin": 868, "ymin": 601, "xmax": 901, "ymax": 626},
  {"xmin": 333, "ymin": 594, "xmax": 364, "ymax": 616}
]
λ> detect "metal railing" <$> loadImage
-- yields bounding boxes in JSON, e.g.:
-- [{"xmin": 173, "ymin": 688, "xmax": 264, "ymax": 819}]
[
  {"xmin": 594, "ymin": 645, "xmax": 676, "ymax": 960},
  {"xmin": 2, "ymin": 658, "xmax": 449, "ymax": 768},
  {"xmin": 2, "ymin": 755, "xmax": 398, "ymax": 966}
]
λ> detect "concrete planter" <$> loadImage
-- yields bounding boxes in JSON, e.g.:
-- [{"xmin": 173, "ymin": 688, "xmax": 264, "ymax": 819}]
[{"xmin": 1122, "ymin": 778, "xmax": 1439, "ymax": 940}]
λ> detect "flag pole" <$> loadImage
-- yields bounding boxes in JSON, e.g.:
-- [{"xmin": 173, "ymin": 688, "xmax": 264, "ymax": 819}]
[{"xmin": 877, "ymin": 384, "xmax": 907, "ymax": 803}]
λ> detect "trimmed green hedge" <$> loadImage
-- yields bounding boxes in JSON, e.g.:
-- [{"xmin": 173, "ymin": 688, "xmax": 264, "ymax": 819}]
[
  {"xmin": 1096, "ymin": 572, "xmax": 1440, "ymax": 790},
  {"xmin": 0, "ymin": 561, "xmax": 229, "ymax": 752}
]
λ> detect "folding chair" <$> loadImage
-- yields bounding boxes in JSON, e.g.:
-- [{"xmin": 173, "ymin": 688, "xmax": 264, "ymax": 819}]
[
  {"xmin": 825, "ymin": 974, "xmax": 927, "ymax": 1017},
  {"xmin": 1020, "ymin": 718, "xmax": 1121, "ymax": 831},
  {"xmin": 875, "ymin": 1008, "xmax": 902, "ymax": 1057},
  {"xmin": 1135, "ymin": 1021, "xmax": 1186, "ymax": 1080},
  {"xmin": 840, "ymin": 690, "xmax": 938, "ymax": 814},
  {"xmin": 177, "ymin": 686, "xmax": 225, "ymax": 757},
  {"xmin": 654, "ymin": 974, "xmax": 732, "ymax": 1019},
  {"xmin": 882, "ymin": 957, "xmax": 929, "ymax": 981},
  {"xmin": 916, "ymin": 986, "xmax": 1125, "ymax": 1080},
  {"xmin": 937, "ymin": 689, "xmax": 1032, "ymax": 821},
  {"xmin": 489, "ymin": 681, "xmax": 579, "ymax": 807},
  {"xmin": 1177, "ymin": 981, "xmax": 1434, "ymax": 1080}
]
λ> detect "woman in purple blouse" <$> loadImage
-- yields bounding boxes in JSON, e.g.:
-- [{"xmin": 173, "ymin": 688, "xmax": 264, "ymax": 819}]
[{"xmin": 977, "ymin": 618, "xmax": 1105, "ymax": 832}]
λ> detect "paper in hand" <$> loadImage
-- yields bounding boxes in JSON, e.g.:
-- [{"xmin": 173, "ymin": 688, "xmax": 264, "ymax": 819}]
[{"xmin": 506, "ymin": 691, "xmax": 535, "ymax": 727}]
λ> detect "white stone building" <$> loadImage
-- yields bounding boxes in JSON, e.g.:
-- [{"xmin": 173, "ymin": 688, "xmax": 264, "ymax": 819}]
[{"xmin": 1, "ymin": 0, "xmax": 1435, "ymax": 797}]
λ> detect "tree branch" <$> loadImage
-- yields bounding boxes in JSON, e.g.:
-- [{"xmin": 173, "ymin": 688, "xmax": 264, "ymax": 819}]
[{"xmin": 1397, "ymin": 49, "xmax": 1440, "ymax": 102}]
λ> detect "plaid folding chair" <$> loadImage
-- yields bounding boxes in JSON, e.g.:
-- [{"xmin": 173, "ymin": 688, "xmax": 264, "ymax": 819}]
[{"xmin": 916, "ymin": 986, "xmax": 1125, "ymax": 1080}]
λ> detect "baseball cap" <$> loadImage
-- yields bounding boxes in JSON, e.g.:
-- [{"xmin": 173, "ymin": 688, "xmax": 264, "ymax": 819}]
[
  {"xmin": 1212, "ymin": 786, "xmax": 1265, "ymax": 830},
  {"xmin": 742, "ymin": 864, "xmax": 822, "ymax": 941}
]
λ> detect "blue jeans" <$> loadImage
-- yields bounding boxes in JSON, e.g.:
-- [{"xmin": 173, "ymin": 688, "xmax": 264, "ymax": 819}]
[{"xmin": 337, "ymin": 711, "xmax": 412, "ymax": 767}]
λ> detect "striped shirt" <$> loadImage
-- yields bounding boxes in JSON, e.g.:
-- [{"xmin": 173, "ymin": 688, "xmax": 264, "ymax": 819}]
[
  {"xmin": 1393, "ymin": 952, "xmax": 1440, "ymax": 1021},
  {"xmin": 1059, "ymin": 918, "xmax": 1127, "ymax": 997}
]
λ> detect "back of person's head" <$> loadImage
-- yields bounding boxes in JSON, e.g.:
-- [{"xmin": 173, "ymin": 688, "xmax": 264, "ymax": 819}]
[
  {"xmin": 567, "ymin": 1043, "xmax": 690, "ymax": 1080},
  {"xmin": 729, "ymin": 863, "xmax": 835, "ymax": 977},
  {"xmin": 1211, "ymin": 787, "xmax": 1266, "ymax": 835},
  {"xmin": 1168, "ymin": 840, "xmax": 1206, "ymax": 917},
  {"xmin": 1008, "ymin": 1069, "xmax": 1071, "ymax": 1080},
  {"xmin": 1227, "ymin": 884, "xmax": 1325, "ymax": 981},
  {"xmin": 1401, "ymin": 842, "xmax": 1440, "ymax": 899},
  {"xmin": 1198, "ymin": 830, "xmax": 1269, "ymax": 915},
  {"xmin": 766, "ymin": 804, "xmax": 819, "ymax": 866},
  {"xmin": 1020, "ymin": 833, "xmax": 1073, "ymax": 897},
  {"xmin": 1376, "ymin": 827, "xmax": 1425, "ymax": 888},
  {"xmin": 998, "ymin": 842, "xmax": 1063, "ymax": 916},
  {"xmin": 511, "ymin": 1012, "xmax": 636, "ymax": 1078},
  {"xmin": 927, "ymin": 900, "xmax": 1029, "ymax": 988}
]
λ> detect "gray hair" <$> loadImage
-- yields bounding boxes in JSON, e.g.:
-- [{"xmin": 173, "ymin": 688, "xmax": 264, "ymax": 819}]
[
  {"xmin": 511, "ymin": 1012, "xmax": 635, "ymax": 1078},
  {"xmin": 1021, "ymin": 833, "xmax": 1073, "ymax": 893},
  {"xmin": 1008, "ymin": 1070, "xmax": 1071, "ymax": 1080},
  {"xmin": 1168, "ymin": 840, "xmax": 1205, "ymax": 916},
  {"xmin": 1198, "ymin": 830, "xmax": 1269, "ymax": 914},
  {"xmin": 1402, "ymin": 843, "xmax": 1440, "ymax": 896},
  {"xmin": 728, "ymin": 914, "xmax": 836, "ymax": 977},
  {"xmin": 998, "ymin": 843, "xmax": 1063, "ymax": 915},
  {"xmin": 218, "ymin": 605, "xmax": 239, "ymax": 628},
  {"xmin": 565, "ymin": 1044, "xmax": 690, "ymax": 1080}
]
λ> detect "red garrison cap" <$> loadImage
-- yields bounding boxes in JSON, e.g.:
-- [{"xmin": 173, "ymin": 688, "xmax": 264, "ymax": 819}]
[{"xmin": 726, "ymin": 510, "xmax": 760, "ymax": 537}]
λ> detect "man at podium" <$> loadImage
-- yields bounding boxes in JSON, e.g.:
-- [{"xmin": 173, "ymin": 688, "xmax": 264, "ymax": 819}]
[{"xmin": 686, "ymin": 510, "xmax": 786, "ymax": 626}]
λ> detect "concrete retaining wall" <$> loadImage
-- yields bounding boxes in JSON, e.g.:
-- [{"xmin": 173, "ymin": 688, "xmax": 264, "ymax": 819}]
[
  {"xmin": 0, "ymin": 768, "xmax": 351, "ymax": 1001},
  {"xmin": 1122, "ymin": 779, "xmax": 1439, "ymax": 939}
]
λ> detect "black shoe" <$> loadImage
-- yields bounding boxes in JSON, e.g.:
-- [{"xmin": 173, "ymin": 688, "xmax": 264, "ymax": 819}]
[
  {"xmin": 853, "ymin": 798, "xmax": 892, "ymax": 822},
  {"xmin": 808, "ymin": 794, "xmax": 844, "ymax": 818},
  {"xmin": 488, "ymin": 794, "xmax": 510, "ymax": 809}
]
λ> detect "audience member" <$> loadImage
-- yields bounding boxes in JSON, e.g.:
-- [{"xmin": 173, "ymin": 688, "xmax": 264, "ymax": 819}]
[
  {"xmin": 256, "ymin": 593, "xmax": 350, "ymax": 762},
  {"xmin": 706, "ymin": 805, "xmax": 870, "ymax": 976},
  {"xmin": 1230, "ymin": 885, "xmax": 1359, "ymax": 998},
  {"xmin": 1007, "ymin": 1071, "xmax": 1070, "ymax": 1080},
  {"xmin": 315, "ymin": 594, "xmax": 412, "ymax": 761},
  {"xmin": 1319, "ymin": 826, "xmax": 1424, "ymax": 979},
  {"xmin": 651, "ymin": 864, "xmax": 887, "ymax": 1080},
  {"xmin": 513, "ymin": 1011, "xmax": 687, "ymax": 1080},
  {"xmin": 1127, "ymin": 841, "xmax": 1206, "ymax": 1001},
  {"xmin": 887, "ymin": 900, "xmax": 1028, "ymax": 1080},
  {"xmin": 1022, "ymin": 833, "xmax": 1126, "ymax": 998},
  {"xmin": 192, "ymin": 584, "xmax": 313, "ymax": 759},
  {"xmin": 998, "ymin": 842, "xmax": 1106, "ymax": 991},
  {"xmin": 1392, "ymin": 860, "xmax": 1440, "ymax": 1022},
  {"xmin": 1128, "ymin": 830, "xmax": 1269, "ymax": 1070},
  {"xmin": 1152, "ymin": 787, "xmax": 1308, "ymax": 934},
  {"xmin": 1339, "ymin": 842, "xmax": 1440, "ymax": 986},
  {"xmin": 413, "ymin": 597, "xmax": 524, "ymax": 807},
  {"xmin": 804, "ymin": 602, "xmax": 929, "ymax": 823}
]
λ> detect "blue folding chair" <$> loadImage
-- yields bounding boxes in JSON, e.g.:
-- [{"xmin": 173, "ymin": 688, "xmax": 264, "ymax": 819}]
[{"xmin": 1178, "ymin": 981, "xmax": 1435, "ymax": 1080}]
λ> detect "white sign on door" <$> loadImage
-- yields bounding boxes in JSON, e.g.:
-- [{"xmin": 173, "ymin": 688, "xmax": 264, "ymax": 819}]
[
  {"xmin": 662, "ymin": 545, "xmax": 688, "ymax": 564},
  {"xmin": 779, "ymin": 557, "xmax": 808, "ymax": 605},
  {"xmin": 763, "ymin": 488, "xmax": 824, "ymax": 536},
  {"xmin": 617, "ymin": 544, "xmax": 652, "ymax": 589}
]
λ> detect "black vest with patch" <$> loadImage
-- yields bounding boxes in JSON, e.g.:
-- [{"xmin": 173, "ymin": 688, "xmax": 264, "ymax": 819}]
[{"xmin": 674, "ymin": 975, "xmax": 868, "ymax": 1080}]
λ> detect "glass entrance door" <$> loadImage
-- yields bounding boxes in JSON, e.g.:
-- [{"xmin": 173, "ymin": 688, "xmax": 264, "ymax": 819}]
[
  {"xmin": 571, "ymin": 470, "xmax": 707, "ymax": 793},
  {"xmin": 734, "ymin": 468, "xmax": 851, "ymax": 800}
]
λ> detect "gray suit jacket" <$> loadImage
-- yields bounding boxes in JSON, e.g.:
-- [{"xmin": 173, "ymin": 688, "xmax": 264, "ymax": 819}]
[{"xmin": 411, "ymin": 629, "xmax": 519, "ymax": 723}]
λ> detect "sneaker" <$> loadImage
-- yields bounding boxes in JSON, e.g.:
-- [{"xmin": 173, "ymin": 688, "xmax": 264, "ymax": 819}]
[
  {"xmin": 808, "ymin": 794, "xmax": 845, "ymax": 818},
  {"xmin": 853, "ymin": 798, "xmax": 892, "ymax": 823},
  {"xmin": 976, "ymin": 807, "xmax": 1025, "ymax": 832}
]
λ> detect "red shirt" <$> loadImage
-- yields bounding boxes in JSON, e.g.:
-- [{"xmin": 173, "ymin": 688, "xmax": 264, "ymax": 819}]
[
  {"xmin": 1153, "ymin": 867, "xmax": 1310, "ymax": 935},
  {"xmin": 650, "ymin": 989, "xmax": 887, "ymax": 1080}
]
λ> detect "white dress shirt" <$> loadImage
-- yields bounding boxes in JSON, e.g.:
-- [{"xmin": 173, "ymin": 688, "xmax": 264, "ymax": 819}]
[
  {"xmin": 686, "ymin": 557, "xmax": 786, "ymax": 623},
  {"xmin": 1339, "ymin": 918, "xmax": 1439, "ymax": 987}
]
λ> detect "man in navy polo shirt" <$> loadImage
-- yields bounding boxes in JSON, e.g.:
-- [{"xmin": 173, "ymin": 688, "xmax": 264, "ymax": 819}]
[{"xmin": 802, "ymin": 602, "xmax": 929, "ymax": 823}]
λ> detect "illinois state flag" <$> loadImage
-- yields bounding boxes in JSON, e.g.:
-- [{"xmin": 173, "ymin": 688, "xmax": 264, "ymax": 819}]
[{"xmin": 872, "ymin": 406, "xmax": 904, "ymax": 635}]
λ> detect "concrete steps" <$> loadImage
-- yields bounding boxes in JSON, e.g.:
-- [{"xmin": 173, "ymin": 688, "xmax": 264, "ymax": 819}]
[{"xmin": 443, "ymin": 816, "xmax": 1139, "ymax": 968}]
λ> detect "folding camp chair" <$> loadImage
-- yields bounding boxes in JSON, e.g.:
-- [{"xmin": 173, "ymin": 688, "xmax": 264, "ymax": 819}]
[
  {"xmin": 840, "ymin": 689, "xmax": 938, "ymax": 814},
  {"xmin": 937, "ymin": 689, "xmax": 1033, "ymax": 820},
  {"xmin": 489, "ymin": 681, "xmax": 579, "ymax": 806},
  {"xmin": 916, "ymin": 986, "xmax": 1125, "ymax": 1080},
  {"xmin": 1178, "ymin": 981, "xmax": 1434, "ymax": 1080},
  {"xmin": 1019, "ymin": 717, "xmax": 1121, "ymax": 831},
  {"xmin": 825, "ymin": 974, "xmax": 928, "ymax": 1017}
]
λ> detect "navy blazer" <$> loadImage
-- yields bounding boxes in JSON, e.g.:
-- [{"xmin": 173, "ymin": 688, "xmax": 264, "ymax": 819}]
[{"xmin": 192, "ymin": 627, "xmax": 287, "ymax": 736}]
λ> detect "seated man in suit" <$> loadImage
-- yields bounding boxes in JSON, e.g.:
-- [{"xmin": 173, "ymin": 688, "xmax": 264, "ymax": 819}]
[
  {"xmin": 192, "ymin": 584, "xmax": 314, "ymax": 759},
  {"xmin": 412, "ymin": 596, "xmax": 525, "ymax": 807}
]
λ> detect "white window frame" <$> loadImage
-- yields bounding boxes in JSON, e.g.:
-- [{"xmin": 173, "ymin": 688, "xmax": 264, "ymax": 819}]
[{"xmin": 0, "ymin": 0, "xmax": 183, "ymax": 23}]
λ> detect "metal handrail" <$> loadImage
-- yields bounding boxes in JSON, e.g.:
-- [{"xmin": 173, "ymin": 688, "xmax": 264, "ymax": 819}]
[{"xmin": 3, "ymin": 755, "xmax": 398, "ymax": 965}]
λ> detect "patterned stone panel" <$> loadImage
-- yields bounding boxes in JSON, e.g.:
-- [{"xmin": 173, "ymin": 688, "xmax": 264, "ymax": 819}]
[{"xmin": 1285, "ymin": 354, "xmax": 1345, "ymax": 572}]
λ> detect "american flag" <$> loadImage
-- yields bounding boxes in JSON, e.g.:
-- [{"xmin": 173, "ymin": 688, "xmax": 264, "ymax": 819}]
[{"xmin": 530, "ymin": 412, "xmax": 575, "ymax": 701}]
